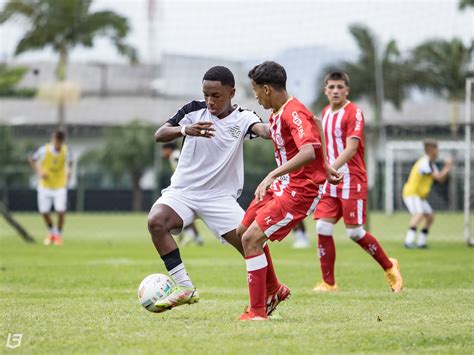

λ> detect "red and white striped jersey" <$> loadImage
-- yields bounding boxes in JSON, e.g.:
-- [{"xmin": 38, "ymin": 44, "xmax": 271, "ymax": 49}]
[
  {"xmin": 269, "ymin": 97, "xmax": 326, "ymax": 195},
  {"xmin": 321, "ymin": 101, "xmax": 368, "ymax": 200}
]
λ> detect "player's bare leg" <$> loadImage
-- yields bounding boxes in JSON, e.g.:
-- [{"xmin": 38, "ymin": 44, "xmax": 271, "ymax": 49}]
[
  {"xmin": 417, "ymin": 213, "xmax": 434, "ymax": 248},
  {"xmin": 148, "ymin": 204, "xmax": 199, "ymax": 311},
  {"xmin": 313, "ymin": 218, "xmax": 338, "ymax": 292},
  {"xmin": 41, "ymin": 212, "xmax": 55, "ymax": 245},
  {"xmin": 346, "ymin": 224, "xmax": 403, "ymax": 293}
]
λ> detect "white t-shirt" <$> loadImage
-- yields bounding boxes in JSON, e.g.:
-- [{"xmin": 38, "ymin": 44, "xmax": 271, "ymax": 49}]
[{"xmin": 165, "ymin": 100, "xmax": 261, "ymax": 199}]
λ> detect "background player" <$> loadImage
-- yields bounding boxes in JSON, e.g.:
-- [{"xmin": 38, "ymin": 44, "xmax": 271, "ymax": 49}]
[
  {"xmin": 148, "ymin": 66, "xmax": 271, "ymax": 312},
  {"xmin": 313, "ymin": 71, "xmax": 403, "ymax": 293},
  {"xmin": 161, "ymin": 142, "xmax": 204, "ymax": 246},
  {"xmin": 28, "ymin": 130, "xmax": 72, "ymax": 246},
  {"xmin": 292, "ymin": 221, "xmax": 311, "ymax": 249},
  {"xmin": 402, "ymin": 139, "xmax": 453, "ymax": 248},
  {"xmin": 238, "ymin": 61, "xmax": 341, "ymax": 321}
]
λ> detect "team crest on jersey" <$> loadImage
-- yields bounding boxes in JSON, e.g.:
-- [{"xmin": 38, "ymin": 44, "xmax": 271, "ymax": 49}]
[
  {"xmin": 275, "ymin": 133, "xmax": 284, "ymax": 147},
  {"xmin": 335, "ymin": 128, "xmax": 343, "ymax": 138},
  {"xmin": 228, "ymin": 125, "xmax": 241, "ymax": 139}
]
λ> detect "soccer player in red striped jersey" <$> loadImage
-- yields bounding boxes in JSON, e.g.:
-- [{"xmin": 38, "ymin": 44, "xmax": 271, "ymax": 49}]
[
  {"xmin": 238, "ymin": 61, "xmax": 342, "ymax": 321},
  {"xmin": 313, "ymin": 71, "xmax": 403, "ymax": 293}
]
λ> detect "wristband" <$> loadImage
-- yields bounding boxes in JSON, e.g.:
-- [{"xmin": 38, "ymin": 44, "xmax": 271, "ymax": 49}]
[{"xmin": 180, "ymin": 125, "xmax": 187, "ymax": 136}]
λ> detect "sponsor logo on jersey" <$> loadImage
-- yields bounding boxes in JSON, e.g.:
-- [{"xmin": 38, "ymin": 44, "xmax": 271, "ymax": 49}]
[
  {"xmin": 355, "ymin": 109, "xmax": 363, "ymax": 132},
  {"xmin": 292, "ymin": 111, "xmax": 305, "ymax": 138}
]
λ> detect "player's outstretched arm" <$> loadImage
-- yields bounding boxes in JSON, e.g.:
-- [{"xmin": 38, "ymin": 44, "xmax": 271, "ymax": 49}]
[
  {"xmin": 331, "ymin": 137, "xmax": 359, "ymax": 170},
  {"xmin": 154, "ymin": 122, "xmax": 215, "ymax": 142},
  {"xmin": 254, "ymin": 144, "xmax": 316, "ymax": 201},
  {"xmin": 250, "ymin": 123, "xmax": 271, "ymax": 139},
  {"xmin": 432, "ymin": 157, "xmax": 453, "ymax": 183}
]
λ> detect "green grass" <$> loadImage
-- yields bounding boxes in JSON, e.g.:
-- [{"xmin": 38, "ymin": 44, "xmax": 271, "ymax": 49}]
[{"xmin": 1, "ymin": 212, "xmax": 473, "ymax": 354}]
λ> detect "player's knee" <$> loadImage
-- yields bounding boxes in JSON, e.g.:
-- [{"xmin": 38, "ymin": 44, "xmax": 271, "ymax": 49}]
[
  {"xmin": 346, "ymin": 226, "xmax": 365, "ymax": 241},
  {"xmin": 147, "ymin": 212, "xmax": 168, "ymax": 236},
  {"xmin": 425, "ymin": 213, "xmax": 434, "ymax": 224},
  {"xmin": 236, "ymin": 224, "xmax": 247, "ymax": 239},
  {"xmin": 316, "ymin": 220, "xmax": 334, "ymax": 236}
]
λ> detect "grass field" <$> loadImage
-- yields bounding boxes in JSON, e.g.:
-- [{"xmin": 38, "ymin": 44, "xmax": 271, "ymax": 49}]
[{"xmin": 1, "ymin": 212, "xmax": 473, "ymax": 354}]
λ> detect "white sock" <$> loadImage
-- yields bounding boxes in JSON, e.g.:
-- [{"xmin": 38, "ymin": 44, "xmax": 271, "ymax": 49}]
[
  {"xmin": 295, "ymin": 230, "xmax": 308, "ymax": 242},
  {"xmin": 417, "ymin": 232, "xmax": 427, "ymax": 246},
  {"xmin": 52, "ymin": 227, "xmax": 59, "ymax": 236},
  {"xmin": 405, "ymin": 229, "xmax": 416, "ymax": 245},
  {"xmin": 169, "ymin": 263, "xmax": 194, "ymax": 288}
]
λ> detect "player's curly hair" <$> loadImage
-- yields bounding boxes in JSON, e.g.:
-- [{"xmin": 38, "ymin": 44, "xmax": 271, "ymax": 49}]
[
  {"xmin": 203, "ymin": 66, "xmax": 235, "ymax": 87},
  {"xmin": 248, "ymin": 61, "xmax": 287, "ymax": 90}
]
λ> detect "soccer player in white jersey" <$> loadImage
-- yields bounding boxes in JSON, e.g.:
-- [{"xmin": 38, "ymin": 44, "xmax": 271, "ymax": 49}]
[
  {"xmin": 313, "ymin": 71, "xmax": 403, "ymax": 293},
  {"xmin": 161, "ymin": 142, "xmax": 204, "ymax": 246},
  {"xmin": 148, "ymin": 66, "xmax": 271, "ymax": 312}
]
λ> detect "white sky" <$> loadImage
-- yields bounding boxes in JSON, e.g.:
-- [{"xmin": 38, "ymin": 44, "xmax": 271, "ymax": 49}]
[{"xmin": 0, "ymin": 0, "xmax": 472, "ymax": 63}]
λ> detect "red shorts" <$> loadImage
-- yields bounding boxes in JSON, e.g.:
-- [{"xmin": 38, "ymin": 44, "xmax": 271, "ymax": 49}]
[
  {"xmin": 313, "ymin": 195, "xmax": 366, "ymax": 225},
  {"xmin": 242, "ymin": 187, "xmax": 322, "ymax": 242}
]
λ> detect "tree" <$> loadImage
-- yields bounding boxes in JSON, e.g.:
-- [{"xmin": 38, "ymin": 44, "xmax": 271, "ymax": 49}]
[
  {"xmin": 411, "ymin": 38, "xmax": 471, "ymax": 135},
  {"xmin": 79, "ymin": 121, "xmax": 155, "ymax": 211},
  {"xmin": 313, "ymin": 24, "xmax": 414, "ymax": 119},
  {"xmin": 0, "ymin": 0, "xmax": 138, "ymax": 128},
  {"xmin": 0, "ymin": 64, "xmax": 36, "ymax": 97},
  {"xmin": 459, "ymin": 0, "xmax": 474, "ymax": 9}
]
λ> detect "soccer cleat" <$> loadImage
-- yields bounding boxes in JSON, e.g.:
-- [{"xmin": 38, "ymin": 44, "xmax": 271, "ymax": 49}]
[
  {"xmin": 43, "ymin": 234, "xmax": 55, "ymax": 246},
  {"xmin": 266, "ymin": 284, "xmax": 291, "ymax": 316},
  {"xmin": 194, "ymin": 235, "xmax": 204, "ymax": 246},
  {"xmin": 404, "ymin": 243, "xmax": 416, "ymax": 249},
  {"xmin": 239, "ymin": 306, "xmax": 268, "ymax": 321},
  {"xmin": 312, "ymin": 281, "xmax": 339, "ymax": 292},
  {"xmin": 53, "ymin": 235, "xmax": 63, "ymax": 246},
  {"xmin": 384, "ymin": 257, "xmax": 403, "ymax": 293},
  {"xmin": 417, "ymin": 244, "xmax": 428, "ymax": 249},
  {"xmin": 154, "ymin": 286, "xmax": 199, "ymax": 311}
]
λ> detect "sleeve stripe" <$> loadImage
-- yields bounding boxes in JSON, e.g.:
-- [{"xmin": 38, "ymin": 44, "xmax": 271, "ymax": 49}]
[{"xmin": 167, "ymin": 100, "xmax": 207, "ymax": 126}]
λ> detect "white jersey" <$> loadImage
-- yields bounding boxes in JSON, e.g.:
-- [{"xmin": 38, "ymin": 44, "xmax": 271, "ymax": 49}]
[{"xmin": 165, "ymin": 100, "xmax": 261, "ymax": 199}]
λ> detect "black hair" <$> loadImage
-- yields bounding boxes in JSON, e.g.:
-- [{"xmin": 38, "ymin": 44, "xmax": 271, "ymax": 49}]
[
  {"xmin": 202, "ymin": 66, "xmax": 235, "ymax": 87},
  {"xmin": 324, "ymin": 71, "xmax": 350, "ymax": 85},
  {"xmin": 53, "ymin": 130, "xmax": 65, "ymax": 141},
  {"xmin": 162, "ymin": 142, "xmax": 177, "ymax": 150},
  {"xmin": 248, "ymin": 61, "xmax": 287, "ymax": 90}
]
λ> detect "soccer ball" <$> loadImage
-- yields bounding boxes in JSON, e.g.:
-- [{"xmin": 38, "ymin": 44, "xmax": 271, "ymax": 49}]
[{"xmin": 138, "ymin": 273, "xmax": 175, "ymax": 313}]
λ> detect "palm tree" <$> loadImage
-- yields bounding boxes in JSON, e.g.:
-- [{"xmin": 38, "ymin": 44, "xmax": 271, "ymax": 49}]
[
  {"xmin": 0, "ymin": 0, "xmax": 138, "ymax": 128},
  {"xmin": 313, "ymin": 24, "xmax": 414, "ymax": 120},
  {"xmin": 411, "ymin": 38, "xmax": 471, "ymax": 136},
  {"xmin": 459, "ymin": 0, "xmax": 474, "ymax": 9}
]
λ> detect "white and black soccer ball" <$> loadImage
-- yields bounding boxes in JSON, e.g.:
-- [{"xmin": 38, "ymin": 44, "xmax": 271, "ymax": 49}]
[{"xmin": 138, "ymin": 273, "xmax": 175, "ymax": 313}]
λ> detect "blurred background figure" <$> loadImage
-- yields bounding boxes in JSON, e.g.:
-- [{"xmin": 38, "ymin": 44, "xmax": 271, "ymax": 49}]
[
  {"xmin": 161, "ymin": 142, "xmax": 204, "ymax": 246},
  {"xmin": 402, "ymin": 139, "xmax": 453, "ymax": 248},
  {"xmin": 28, "ymin": 130, "xmax": 72, "ymax": 245},
  {"xmin": 292, "ymin": 221, "xmax": 311, "ymax": 249}
]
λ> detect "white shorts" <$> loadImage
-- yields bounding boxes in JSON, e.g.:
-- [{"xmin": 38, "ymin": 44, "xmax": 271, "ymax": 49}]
[
  {"xmin": 37, "ymin": 187, "xmax": 67, "ymax": 213},
  {"xmin": 153, "ymin": 188, "xmax": 244, "ymax": 241},
  {"xmin": 403, "ymin": 196, "xmax": 433, "ymax": 215}
]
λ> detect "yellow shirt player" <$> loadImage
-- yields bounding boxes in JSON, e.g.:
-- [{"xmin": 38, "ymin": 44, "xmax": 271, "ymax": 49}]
[
  {"xmin": 402, "ymin": 139, "xmax": 452, "ymax": 248},
  {"xmin": 28, "ymin": 131, "xmax": 72, "ymax": 246}
]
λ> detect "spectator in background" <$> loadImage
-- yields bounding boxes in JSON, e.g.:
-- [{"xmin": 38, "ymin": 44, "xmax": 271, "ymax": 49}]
[
  {"xmin": 402, "ymin": 139, "xmax": 453, "ymax": 248},
  {"xmin": 28, "ymin": 130, "xmax": 72, "ymax": 246}
]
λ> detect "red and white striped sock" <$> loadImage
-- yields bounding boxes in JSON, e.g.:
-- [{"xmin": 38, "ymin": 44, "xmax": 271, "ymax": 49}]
[
  {"xmin": 356, "ymin": 232, "xmax": 393, "ymax": 270},
  {"xmin": 263, "ymin": 243, "xmax": 280, "ymax": 295}
]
